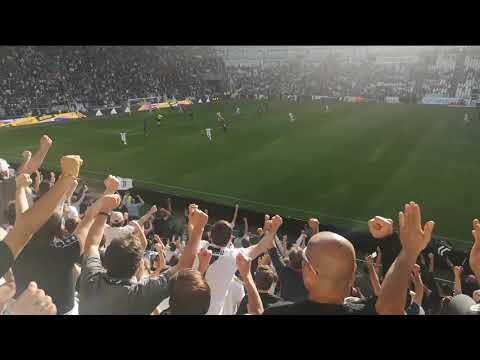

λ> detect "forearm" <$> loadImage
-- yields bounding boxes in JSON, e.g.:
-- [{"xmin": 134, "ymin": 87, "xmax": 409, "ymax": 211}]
[
  {"xmin": 177, "ymin": 225, "xmax": 204, "ymax": 271},
  {"xmin": 295, "ymin": 234, "xmax": 306, "ymax": 248},
  {"xmin": 84, "ymin": 215, "xmax": 108, "ymax": 257},
  {"xmin": 244, "ymin": 274, "xmax": 263, "ymax": 315},
  {"xmin": 367, "ymin": 263, "xmax": 382, "ymax": 297},
  {"xmin": 15, "ymin": 187, "xmax": 30, "ymax": 218},
  {"xmin": 376, "ymin": 250, "xmax": 417, "ymax": 315},
  {"xmin": 231, "ymin": 206, "xmax": 238, "ymax": 226},
  {"xmin": 137, "ymin": 211, "xmax": 153, "ymax": 227},
  {"xmin": 19, "ymin": 144, "xmax": 50, "ymax": 176},
  {"xmin": 246, "ymin": 233, "xmax": 275, "ymax": 260},
  {"xmin": 413, "ymin": 286, "xmax": 424, "ymax": 306},
  {"xmin": 453, "ymin": 274, "xmax": 462, "ymax": 295},
  {"xmin": 5, "ymin": 176, "xmax": 75, "ymax": 258},
  {"xmin": 65, "ymin": 181, "xmax": 78, "ymax": 205}
]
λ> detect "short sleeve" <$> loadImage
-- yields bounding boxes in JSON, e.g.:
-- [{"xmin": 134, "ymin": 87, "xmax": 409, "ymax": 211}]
[
  {"xmin": 0, "ymin": 241, "xmax": 14, "ymax": 278},
  {"xmin": 81, "ymin": 254, "xmax": 105, "ymax": 283},
  {"xmin": 132, "ymin": 274, "xmax": 170, "ymax": 313}
]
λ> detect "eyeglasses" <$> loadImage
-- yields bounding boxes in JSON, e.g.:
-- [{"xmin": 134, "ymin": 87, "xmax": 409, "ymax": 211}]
[{"xmin": 301, "ymin": 248, "xmax": 318, "ymax": 276}]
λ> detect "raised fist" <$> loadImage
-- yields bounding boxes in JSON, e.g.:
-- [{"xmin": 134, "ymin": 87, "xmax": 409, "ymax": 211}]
[
  {"xmin": 22, "ymin": 150, "xmax": 32, "ymax": 161},
  {"xmin": 189, "ymin": 207, "xmax": 208, "ymax": 229},
  {"xmin": 368, "ymin": 216, "xmax": 394, "ymax": 239},
  {"xmin": 60, "ymin": 155, "xmax": 83, "ymax": 178},
  {"xmin": 453, "ymin": 266, "xmax": 463, "ymax": 277},
  {"xmin": 40, "ymin": 135, "xmax": 53, "ymax": 149},
  {"xmin": 99, "ymin": 194, "xmax": 121, "ymax": 213},
  {"xmin": 308, "ymin": 218, "xmax": 320, "ymax": 233},
  {"xmin": 104, "ymin": 175, "xmax": 120, "ymax": 192}
]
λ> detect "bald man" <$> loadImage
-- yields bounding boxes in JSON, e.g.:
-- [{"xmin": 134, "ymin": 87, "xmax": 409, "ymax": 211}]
[{"xmin": 263, "ymin": 231, "xmax": 377, "ymax": 315}]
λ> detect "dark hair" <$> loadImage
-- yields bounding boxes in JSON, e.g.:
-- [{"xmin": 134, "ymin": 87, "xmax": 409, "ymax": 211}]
[
  {"xmin": 169, "ymin": 243, "xmax": 177, "ymax": 252},
  {"xmin": 38, "ymin": 181, "xmax": 52, "ymax": 198},
  {"xmin": 168, "ymin": 255, "xmax": 179, "ymax": 267},
  {"xmin": 103, "ymin": 237, "xmax": 143, "ymax": 279},
  {"xmin": 255, "ymin": 265, "xmax": 278, "ymax": 291},
  {"xmin": 31, "ymin": 212, "xmax": 63, "ymax": 249},
  {"xmin": 5, "ymin": 201, "xmax": 16, "ymax": 226},
  {"xmin": 241, "ymin": 238, "xmax": 251, "ymax": 248},
  {"xmin": 288, "ymin": 247, "xmax": 303, "ymax": 271},
  {"xmin": 211, "ymin": 220, "xmax": 232, "ymax": 247},
  {"xmin": 169, "ymin": 269, "xmax": 210, "ymax": 315},
  {"xmin": 64, "ymin": 218, "xmax": 80, "ymax": 235}
]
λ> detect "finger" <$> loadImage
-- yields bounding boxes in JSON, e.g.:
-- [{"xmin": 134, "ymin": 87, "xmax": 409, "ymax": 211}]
[
  {"xmin": 398, "ymin": 211, "xmax": 405, "ymax": 230},
  {"xmin": 411, "ymin": 202, "xmax": 421, "ymax": 230},
  {"xmin": 44, "ymin": 303, "xmax": 57, "ymax": 315},
  {"xmin": 27, "ymin": 281, "xmax": 38, "ymax": 293},
  {"xmin": 423, "ymin": 221, "xmax": 434, "ymax": 243},
  {"xmin": 35, "ymin": 289, "xmax": 45, "ymax": 298}
]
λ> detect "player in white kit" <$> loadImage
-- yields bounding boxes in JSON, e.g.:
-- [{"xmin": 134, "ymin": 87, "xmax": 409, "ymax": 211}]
[
  {"xmin": 120, "ymin": 132, "xmax": 127, "ymax": 145},
  {"xmin": 205, "ymin": 128, "xmax": 212, "ymax": 142},
  {"xmin": 464, "ymin": 112, "xmax": 470, "ymax": 125},
  {"xmin": 289, "ymin": 113, "xmax": 295, "ymax": 122},
  {"xmin": 235, "ymin": 107, "xmax": 241, "ymax": 115},
  {"xmin": 325, "ymin": 104, "xmax": 329, "ymax": 112}
]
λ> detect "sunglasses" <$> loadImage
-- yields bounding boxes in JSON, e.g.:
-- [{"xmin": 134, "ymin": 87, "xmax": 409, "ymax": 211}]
[{"xmin": 301, "ymin": 248, "xmax": 319, "ymax": 276}]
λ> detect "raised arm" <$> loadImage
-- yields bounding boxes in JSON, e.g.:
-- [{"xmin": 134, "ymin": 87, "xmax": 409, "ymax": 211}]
[
  {"xmin": 166, "ymin": 197, "xmax": 173, "ymax": 214},
  {"xmin": 15, "ymin": 174, "xmax": 31, "ymax": 219},
  {"xmin": 308, "ymin": 218, "xmax": 320, "ymax": 235},
  {"xmin": 83, "ymin": 195, "xmax": 121, "ymax": 259},
  {"xmin": 136, "ymin": 205, "xmax": 157, "ymax": 227},
  {"xmin": 4, "ymin": 156, "xmax": 82, "ymax": 259},
  {"xmin": 242, "ymin": 217, "xmax": 249, "ymax": 239},
  {"xmin": 469, "ymin": 219, "xmax": 480, "ymax": 284},
  {"xmin": 170, "ymin": 204, "xmax": 208, "ymax": 274},
  {"xmin": 74, "ymin": 177, "xmax": 119, "ymax": 255},
  {"xmin": 230, "ymin": 204, "xmax": 239, "ymax": 228},
  {"xmin": 64, "ymin": 179, "xmax": 79, "ymax": 205},
  {"xmin": 366, "ymin": 254, "xmax": 382, "ymax": 297},
  {"xmin": 375, "ymin": 202, "xmax": 434, "ymax": 315},
  {"xmin": 452, "ymin": 266, "xmax": 463, "ymax": 296},
  {"xmin": 237, "ymin": 252, "xmax": 263, "ymax": 315},
  {"xmin": 17, "ymin": 135, "xmax": 52, "ymax": 175},
  {"xmin": 245, "ymin": 214, "xmax": 283, "ymax": 260}
]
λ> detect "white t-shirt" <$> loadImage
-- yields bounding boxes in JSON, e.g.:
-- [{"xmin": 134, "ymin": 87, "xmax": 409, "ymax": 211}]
[
  {"xmin": 103, "ymin": 224, "xmax": 135, "ymax": 248},
  {"xmin": 200, "ymin": 241, "xmax": 245, "ymax": 315},
  {"xmin": 221, "ymin": 276, "xmax": 245, "ymax": 315}
]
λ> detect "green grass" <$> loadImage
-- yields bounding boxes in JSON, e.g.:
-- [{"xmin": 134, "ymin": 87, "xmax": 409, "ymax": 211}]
[{"xmin": 1, "ymin": 100, "xmax": 479, "ymax": 250}]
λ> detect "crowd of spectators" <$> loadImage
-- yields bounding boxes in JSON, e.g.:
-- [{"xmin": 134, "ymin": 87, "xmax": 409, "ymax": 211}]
[
  {"xmin": 1, "ymin": 134, "xmax": 480, "ymax": 315},
  {"xmin": 0, "ymin": 46, "xmax": 223, "ymax": 117},
  {"xmin": 226, "ymin": 49, "xmax": 480, "ymax": 103}
]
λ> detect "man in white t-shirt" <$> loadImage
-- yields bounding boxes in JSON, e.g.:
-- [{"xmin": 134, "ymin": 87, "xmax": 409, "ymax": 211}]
[
  {"xmin": 221, "ymin": 276, "xmax": 245, "ymax": 315},
  {"xmin": 200, "ymin": 215, "xmax": 283, "ymax": 315}
]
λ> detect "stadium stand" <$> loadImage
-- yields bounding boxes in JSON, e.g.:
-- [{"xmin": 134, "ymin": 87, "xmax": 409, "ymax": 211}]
[{"xmin": 1, "ymin": 46, "xmax": 480, "ymax": 315}]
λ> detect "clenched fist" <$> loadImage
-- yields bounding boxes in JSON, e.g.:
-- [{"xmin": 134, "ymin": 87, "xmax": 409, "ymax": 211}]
[
  {"xmin": 104, "ymin": 175, "xmax": 120, "ymax": 193},
  {"xmin": 60, "ymin": 155, "xmax": 83, "ymax": 178},
  {"xmin": 368, "ymin": 216, "xmax": 394, "ymax": 239}
]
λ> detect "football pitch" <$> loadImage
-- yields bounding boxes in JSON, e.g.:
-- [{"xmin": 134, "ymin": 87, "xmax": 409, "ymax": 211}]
[{"xmin": 1, "ymin": 100, "xmax": 479, "ymax": 250}]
